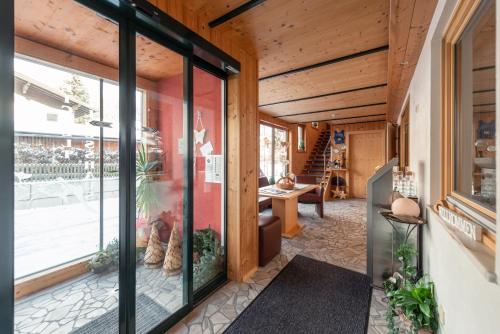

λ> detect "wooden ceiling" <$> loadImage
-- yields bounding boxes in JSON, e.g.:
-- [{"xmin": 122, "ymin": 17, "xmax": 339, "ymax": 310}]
[
  {"xmin": 189, "ymin": 0, "xmax": 438, "ymax": 124},
  {"xmin": 14, "ymin": 0, "xmax": 183, "ymax": 82},
  {"xmin": 15, "ymin": 0, "xmax": 439, "ymax": 124}
]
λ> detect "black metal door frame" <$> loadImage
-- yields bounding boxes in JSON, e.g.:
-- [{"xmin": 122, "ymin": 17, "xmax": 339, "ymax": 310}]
[{"xmin": 0, "ymin": 0, "xmax": 235, "ymax": 332}]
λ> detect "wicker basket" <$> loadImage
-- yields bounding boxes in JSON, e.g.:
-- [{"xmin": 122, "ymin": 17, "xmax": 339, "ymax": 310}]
[{"xmin": 275, "ymin": 176, "xmax": 295, "ymax": 190}]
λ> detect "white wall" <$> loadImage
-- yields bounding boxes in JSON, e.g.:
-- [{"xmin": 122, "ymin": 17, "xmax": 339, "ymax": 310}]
[{"xmin": 404, "ymin": 0, "xmax": 500, "ymax": 332}]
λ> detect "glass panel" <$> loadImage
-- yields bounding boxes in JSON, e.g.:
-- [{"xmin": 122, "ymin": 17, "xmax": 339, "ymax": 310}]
[
  {"xmin": 274, "ymin": 128, "xmax": 289, "ymax": 178},
  {"xmin": 135, "ymin": 33, "xmax": 186, "ymax": 332},
  {"xmin": 193, "ymin": 67, "xmax": 225, "ymax": 292},
  {"xmin": 454, "ymin": 0, "xmax": 496, "ymax": 212},
  {"xmin": 14, "ymin": 1, "xmax": 120, "ymax": 332},
  {"xmin": 260, "ymin": 124, "xmax": 273, "ymax": 181}
]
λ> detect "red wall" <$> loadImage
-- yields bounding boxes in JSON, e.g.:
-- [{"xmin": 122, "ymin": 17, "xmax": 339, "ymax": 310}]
[{"xmin": 157, "ymin": 67, "xmax": 222, "ymax": 237}]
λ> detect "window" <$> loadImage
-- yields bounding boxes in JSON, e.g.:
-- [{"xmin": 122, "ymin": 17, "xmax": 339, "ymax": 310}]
[
  {"xmin": 260, "ymin": 123, "xmax": 289, "ymax": 182},
  {"xmin": 297, "ymin": 124, "xmax": 306, "ymax": 152},
  {"xmin": 442, "ymin": 0, "xmax": 496, "ymax": 229}
]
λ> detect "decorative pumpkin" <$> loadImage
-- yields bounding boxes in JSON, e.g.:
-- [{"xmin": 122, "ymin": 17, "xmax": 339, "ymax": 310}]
[{"xmin": 391, "ymin": 198, "xmax": 420, "ymax": 217}]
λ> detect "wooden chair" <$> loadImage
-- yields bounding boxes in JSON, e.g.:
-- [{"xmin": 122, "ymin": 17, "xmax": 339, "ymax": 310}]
[
  {"xmin": 295, "ymin": 175, "xmax": 324, "ymax": 218},
  {"xmin": 258, "ymin": 176, "xmax": 272, "ymax": 212}
]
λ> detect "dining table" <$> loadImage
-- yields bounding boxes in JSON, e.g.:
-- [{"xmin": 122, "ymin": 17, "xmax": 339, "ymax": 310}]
[{"xmin": 258, "ymin": 183, "xmax": 320, "ymax": 238}]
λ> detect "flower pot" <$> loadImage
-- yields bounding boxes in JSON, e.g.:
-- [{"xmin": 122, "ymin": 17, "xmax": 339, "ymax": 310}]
[
  {"xmin": 136, "ymin": 217, "xmax": 151, "ymax": 247},
  {"xmin": 398, "ymin": 311, "xmax": 433, "ymax": 334}
]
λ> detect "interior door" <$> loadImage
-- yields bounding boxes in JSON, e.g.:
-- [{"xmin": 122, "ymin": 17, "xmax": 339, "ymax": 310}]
[{"xmin": 349, "ymin": 130, "xmax": 386, "ymax": 198}]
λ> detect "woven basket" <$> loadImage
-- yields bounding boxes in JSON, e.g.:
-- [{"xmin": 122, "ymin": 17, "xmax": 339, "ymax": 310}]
[{"xmin": 275, "ymin": 176, "xmax": 295, "ymax": 190}]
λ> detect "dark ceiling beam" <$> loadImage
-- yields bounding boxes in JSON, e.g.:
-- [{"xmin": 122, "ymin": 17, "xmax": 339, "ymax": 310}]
[
  {"xmin": 329, "ymin": 119, "xmax": 387, "ymax": 126},
  {"xmin": 473, "ymin": 103, "xmax": 496, "ymax": 107},
  {"xmin": 258, "ymin": 83, "xmax": 387, "ymax": 107},
  {"xmin": 208, "ymin": 0, "xmax": 266, "ymax": 28},
  {"xmin": 473, "ymin": 89, "xmax": 495, "ymax": 94},
  {"xmin": 290, "ymin": 113, "xmax": 386, "ymax": 124},
  {"xmin": 473, "ymin": 65, "xmax": 495, "ymax": 72},
  {"xmin": 259, "ymin": 45, "xmax": 389, "ymax": 81},
  {"xmin": 276, "ymin": 102, "xmax": 386, "ymax": 118}
]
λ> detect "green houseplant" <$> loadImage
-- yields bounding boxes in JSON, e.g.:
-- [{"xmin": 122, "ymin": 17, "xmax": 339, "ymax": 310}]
[
  {"xmin": 384, "ymin": 242, "xmax": 438, "ymax": 334},
  {"xmin": 388, "ymin": 277, "xmax": 438, "ymax": 334},
  {"xmin": 193, "ymin": 227, "xmax": 224, "ymax": 290},
  {"xmin": 136, "ymin": 144, "xmax": 161, "ymax": 247}
]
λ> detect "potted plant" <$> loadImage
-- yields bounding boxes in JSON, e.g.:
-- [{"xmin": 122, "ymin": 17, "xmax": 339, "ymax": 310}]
[
  {"xmin": 193, "ymin": 227, "xmax": 224, "ymax": 290},
  {"xmin": 384, "ymin": 242, "xmax": 438, "ymax": 334},
  {"xmin": 88, "ymin": 250, "xmax": 113, "ymax": 274},
  {"xmin": 136, "ymin": 144, "xmax": 161, "ymax": 247},
  {"xmin": 388, "ymin": 277, "xmax": 438, "ymax": 334}
]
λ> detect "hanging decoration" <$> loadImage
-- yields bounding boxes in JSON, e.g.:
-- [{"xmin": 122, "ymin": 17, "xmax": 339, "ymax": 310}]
[
  {"xmin": 334, "ymin": 130, "xmax": 345, "ymax": 144},
  {"xmin": 194, "ymin": 110, "xmax": 206, "ymax": 145}
]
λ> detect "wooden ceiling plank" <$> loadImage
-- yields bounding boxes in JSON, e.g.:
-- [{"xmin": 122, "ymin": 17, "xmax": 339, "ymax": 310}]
[
  {"xmin": 387, "ymin": 0, "xmax": 437, "ymax": 122},
  {"xmin": 275, "ymin": 102, "xmax": 387, "ymax": 118},
  {"xmin": 259, "ymin": 45, "xmax": 388, "ymax": 81},
  {"xmin": 260, "ymin": 85, "xmax": 387, "ymax": 117},
  {"xmin": 259, "ymin": 50, "xmax": 388, "ymax": 105},
  {"xmin": 279, "ymin": 104, "xmax": 387, "ymax": 123},
  {"xmin": 259, "ymin": 83, "xmax": 387, "ymax": 107},
  {"xmin": 208, "ymin": 0, "xmax": 389, "ymax": 78}
]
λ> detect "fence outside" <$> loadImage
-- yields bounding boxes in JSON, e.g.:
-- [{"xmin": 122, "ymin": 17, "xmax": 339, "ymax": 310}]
[{"xmin": 15, "ymin": 162, "xmax": 119, "ymax": 182}]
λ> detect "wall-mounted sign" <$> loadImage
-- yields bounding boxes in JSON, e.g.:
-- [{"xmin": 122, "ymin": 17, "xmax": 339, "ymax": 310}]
[
  {"xmin": 438, "ymin": 206, "xmax": 482, "ymax": 241},
  {"xmin": 205, "ymin": 155, "xmax": 222, "ymax": 183}
]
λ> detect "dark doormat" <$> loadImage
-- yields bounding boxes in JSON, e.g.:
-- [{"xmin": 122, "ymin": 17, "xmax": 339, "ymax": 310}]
[
  {"xmin": 72, "ymin": 293, "xmax": 170, "ymax": 334},
  {"xmin": 224, "ymin": 255, "xmax": 372, "ymax": 334}
]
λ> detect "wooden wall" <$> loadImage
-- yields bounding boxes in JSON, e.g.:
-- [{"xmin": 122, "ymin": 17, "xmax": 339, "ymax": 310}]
[
  {"xmin": 150, "ymin": 0, "xmax": 259, "ymax": 282},
  {"xmin": 330, "ymin": 121, "xmax": 387, "ymax": 198}
]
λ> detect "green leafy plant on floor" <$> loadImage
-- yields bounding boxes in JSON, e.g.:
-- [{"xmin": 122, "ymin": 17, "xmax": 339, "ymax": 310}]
[
  {"xmin": 89, "ymin": 238, "xmax": 144, "ymax": 274},
  {"xmin": 383, "ymin": 242, "xmax": 438, "ymax": 334},
  {"xmin": 88, "ymin": 250, "xmax": 113, "ymax": 274},
  {"xmin": 136, "ymin": 144, "xmax": 161, "ymax": 221},
  {"xmin": 193, "ymin": 227, "xmax": 224, "ymax": 290}
]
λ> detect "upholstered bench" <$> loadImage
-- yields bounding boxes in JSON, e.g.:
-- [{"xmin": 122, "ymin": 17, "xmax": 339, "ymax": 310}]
[{"xmin": 258, "ymin": 215, "xmax": 281, "ymax": 266}]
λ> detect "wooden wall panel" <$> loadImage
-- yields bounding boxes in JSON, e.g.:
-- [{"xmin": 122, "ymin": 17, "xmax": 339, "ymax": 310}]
[
  {"xmin": 259, "ymin": 51, "xmax": 388, "ymax": 105},
  {"xmin": 331, "ymin": 121, "xmax": 386, "ymax": 133},
  {"xmin": 151, "ymin": 0, "xmax": 259, "ymax": 282},
  {"xmin": 348, "ymin": 130, "xmax": 386, "ymax": 198}
]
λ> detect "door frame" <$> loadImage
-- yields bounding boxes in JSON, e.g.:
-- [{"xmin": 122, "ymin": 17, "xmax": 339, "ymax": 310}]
[
  {"xmin": 0, "ymin": 0, "xmax": 236, "ymax": 332},
  {"xmin": 346, "ymin": 129, "xmax": 386, "ymax": 198}
]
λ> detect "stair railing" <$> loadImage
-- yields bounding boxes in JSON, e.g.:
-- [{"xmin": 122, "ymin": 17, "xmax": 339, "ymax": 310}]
[{"xmin": 322, "ymin": 133, "xmax": 332, "ymax": 183}]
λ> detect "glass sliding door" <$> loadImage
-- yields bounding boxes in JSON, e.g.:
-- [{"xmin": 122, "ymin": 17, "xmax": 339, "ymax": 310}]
[
  {"xmin": 134, "ymin": 33, "xmax": 187, "ymax": 333},
  {"xmin": 3, "ymin": 1, "xmax": 234, "ymax": 333},
  {"xmin": 14, "ymin": 0, "xmax": 120, "ymax": 333},
  {"xmin": 192, "ymin": 67, "xmax": 226, "ymax": 293}
]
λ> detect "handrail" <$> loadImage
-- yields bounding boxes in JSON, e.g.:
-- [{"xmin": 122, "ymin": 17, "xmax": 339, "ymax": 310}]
[{"xmin": 322, "ymin": 132, "xmax": 332, "ymax": 183}]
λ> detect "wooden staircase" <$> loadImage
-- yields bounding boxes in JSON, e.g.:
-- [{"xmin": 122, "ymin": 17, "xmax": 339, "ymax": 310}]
[{"xmin": 302, "ymin": 130, "xmax": 331, "ymax": 181}]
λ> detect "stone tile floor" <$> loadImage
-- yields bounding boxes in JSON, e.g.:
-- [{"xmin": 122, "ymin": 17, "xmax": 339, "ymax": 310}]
[
  {"xmin": 168, "ymin": 199, "xmax": 390, "ymax": 334},
  {"xmin": 15, "ymin": 266, "xmax": 183, "ymax": 334},
  {"xmin": 14, "ymin": 199, "xmax": 390, "ymax": 334}
]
